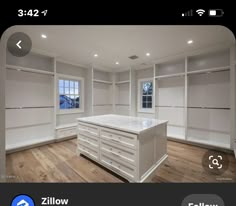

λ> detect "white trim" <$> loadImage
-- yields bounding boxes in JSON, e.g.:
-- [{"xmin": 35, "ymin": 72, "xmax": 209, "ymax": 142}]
[
  {"xmin": 137, "ymin": 78, "xmax": 155, "ymax": 113},
  {"xmin": 155, "ymin": 72, "xmax": 185, "ymax": 79},
  {"xmin": 129, "ymin": 68, "xmax": 132, "ymax": 116},
  {"xmin": 56, "ymin": 58, "xmax": 89, "ymax": 69},
  {"xmin": 115, "ymin": 80, "xmax": 130, "ymax": 84},
  {"xmin": 6, "ymin": 64, "xmax": 54, "ymax": 75},
  {"xmin": 53, "ymin": 57, "xmax": 57, "ymax": 139},
  {"xmin": 187, "ymin": 66, "xmax": 230, "ymax": 75},
  {"xmin": 56, "ymin": 123, "xmax": 77, "ymax": 130},
  {"xmin": 140, "ymin": 154, "xmax": 168, "ymax": 182},
  {"xmin": 56, "ymin": 73, "xmax": 84, "ymax": 115},
  {"xmin": 184, "ymin": 57, "xmax": 188, "ymax": 141},
  {"xmin": 230, "ymin": 46, "xmax": 236, "ymax": 151},
  {"xmin": 91, "ymin": 67, "xmax": 94, "ymax": 115},
  {"xmin": 93, "ymin": 79, "xmax": 113, "ymax": 84}
]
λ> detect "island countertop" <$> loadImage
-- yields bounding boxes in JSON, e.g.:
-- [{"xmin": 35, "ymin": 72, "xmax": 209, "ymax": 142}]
[{"xmin": 77, "ymin": 114, "xmax": 168, "ymax": 134}]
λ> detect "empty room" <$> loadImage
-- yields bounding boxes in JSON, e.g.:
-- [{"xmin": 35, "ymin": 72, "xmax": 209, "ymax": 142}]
[{"xmin": 1, "ymin": 25, "xmax": 236, "ymax": 183}]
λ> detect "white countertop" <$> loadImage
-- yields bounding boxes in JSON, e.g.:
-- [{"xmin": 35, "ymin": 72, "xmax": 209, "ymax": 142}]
[{"xmin": 77, "ymin": 114, "xmax": 168, "ymax": 134}]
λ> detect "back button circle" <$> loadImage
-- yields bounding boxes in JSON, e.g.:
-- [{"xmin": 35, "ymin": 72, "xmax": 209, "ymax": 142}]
[{"xmin": 7, "ymin": 32, "xmax": 32, "ymax": 57}]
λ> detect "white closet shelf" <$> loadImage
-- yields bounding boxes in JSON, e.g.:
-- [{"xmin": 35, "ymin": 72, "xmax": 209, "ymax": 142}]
[
  {"xmin": 187, "ymin": 137, "xmax": 231, "ymax": 149},
  {"xmin": 5, "ymin": 106, "xmax": 54, "ymax": 109},
  {"xmin": 93, "ymin": 79, "xmax": 113, "ymax": 84},
  {"xmin": 155, "ymin": 72, "xmax": 185, "ymax": 79},
  {"xmin": 6, "ymin": 64, "xmax": 54, "ymax": 75},
  {"xmin": 187, "ymin": 66, "xmax": 229, "ymax": 75},
  {"xmin": 115, "ymin": 80, "xmax": 130, "ymax": 84},
  {"xmin": 168, "ymin": 134, "xmax": 185, "ymax": 140},
  {"xmin": 56, "ymin": 123, "xmax": 77, "ymax": 130},
  {"xmin": 6, "ymin": 136, "xmax": 55, "ymax": 151}
]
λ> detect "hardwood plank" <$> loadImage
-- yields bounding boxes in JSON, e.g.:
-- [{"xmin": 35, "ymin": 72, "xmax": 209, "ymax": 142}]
[{"xmin": 6, "ymin": 139, "xmax": 236, "ymax": 183}]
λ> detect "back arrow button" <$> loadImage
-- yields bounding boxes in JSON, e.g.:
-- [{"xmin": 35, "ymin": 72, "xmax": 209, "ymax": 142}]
[
  {"xmin": 7, "ymin": 32, "xmax": 32, "ymax": 57},
  {"xmin": 16, "ymin": 40, "xmax": 22, "ymax": 49}
]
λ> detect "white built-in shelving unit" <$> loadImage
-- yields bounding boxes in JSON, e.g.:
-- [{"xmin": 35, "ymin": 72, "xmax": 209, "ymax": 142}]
[
  {"xmin": 114, "ymin": 70, "xmax": 131, "ymax": 116},
  {"xmin": 5, "ymin": 51, "xmax": 55, "ymax": 151},
  {"xmin": 5, "ymin": 45, "xmax": 236, "ymax": 153},
  {"xmin": 92, "ymin": 68, "xmax": 113, "ymax": 116},
  {"xmin": 155, "ymin": 59, "xmax": 186, "ymax": 140},
  {"xmin": 186, "ymin": 50, "xmax": 231, "ymax": 149},
  {"xmin": 153, "ymin": 49, "xmax": 232, "ymax": 150}
]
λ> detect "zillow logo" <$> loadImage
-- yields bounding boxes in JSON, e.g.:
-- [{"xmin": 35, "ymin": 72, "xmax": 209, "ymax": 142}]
[{"xmin": 11, "ymin": 195, "xmax": 35, "ymax": 206}]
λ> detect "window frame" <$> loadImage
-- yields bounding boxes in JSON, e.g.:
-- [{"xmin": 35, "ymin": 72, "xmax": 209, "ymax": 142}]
[
  {"xmin": 137, "ymin": 78, "xmax": 155, "ymax": 113},
  {"xmin": 57, "ymin": 74, "xmax": 84, "ymax": 114}
]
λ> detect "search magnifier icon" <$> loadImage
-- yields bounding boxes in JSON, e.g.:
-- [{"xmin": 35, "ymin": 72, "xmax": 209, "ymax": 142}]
[{"xmin": 212, "ymin": 158, "xmax": 219, "ymax": 166}]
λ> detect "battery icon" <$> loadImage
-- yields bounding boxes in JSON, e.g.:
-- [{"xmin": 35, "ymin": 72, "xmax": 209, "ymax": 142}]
[{"xmin": 209, "ymin": 9, "xmax": 224, "ymax": 17}]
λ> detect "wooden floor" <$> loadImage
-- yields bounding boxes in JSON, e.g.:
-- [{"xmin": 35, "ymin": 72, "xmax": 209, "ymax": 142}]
[{"xmin": 6, "ymin": 139, "xmax": 236, "ymax": 183}]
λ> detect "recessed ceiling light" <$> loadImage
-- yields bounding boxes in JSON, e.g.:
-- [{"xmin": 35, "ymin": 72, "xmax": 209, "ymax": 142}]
[
  {"xmin": 187, "ymin": 40, "xmax": 193, "ymax": 44},
  {"xmin": 146, "ymin": 53, "xmax": 150, "ymax": 56},
  {"xmin": 41, "ymin": 34, "xmax": 47, "ymax": 39},
  {"xmin": 115, "ymin": 62, "xmax": 119, "ymax": 65},
  {"xmin": 94, "ymin": 54, "xmax": 98, "ymax": 57}
]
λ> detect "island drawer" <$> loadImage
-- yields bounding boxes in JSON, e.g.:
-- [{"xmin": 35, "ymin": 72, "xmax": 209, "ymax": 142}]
[
  {"xmin": 100, "ymin": 139, "xmax": 136, "ymax": 166},
  {"xmin": 100, "ymin": 152, "xmax": 136, "ymax": 180},
  {"xmin": 100, "ymin": 128, "xmax": 137, "ymax": 149},
  {"xmin": 78, "ymin": 122, "xmax": 99, "ymax": 137},
  {"xmin": 78, "ymin": 134, "xmax": 99, "ymax": 149},
  {"xmin": 78, "ymin": 144, "xmax": 99, "ymax": 161}
]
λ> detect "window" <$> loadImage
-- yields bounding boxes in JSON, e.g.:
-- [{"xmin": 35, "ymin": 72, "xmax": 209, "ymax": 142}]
[
  {"xmin": 57, "ymin": 74, "xmax": 84, "ymax": 113},
  {"xmin": 138, "ymin": 78, "xmax": 154, "ymax": 113},
  {"xmin": 142, "ymin": 81, "xmax": 153, "ymax": 108}
]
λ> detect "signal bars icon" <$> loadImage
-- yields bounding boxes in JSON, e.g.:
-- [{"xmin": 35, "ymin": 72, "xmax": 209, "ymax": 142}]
[{"xmin": 182, "ymin": 10, "xmax": 193, "ymax": 17}]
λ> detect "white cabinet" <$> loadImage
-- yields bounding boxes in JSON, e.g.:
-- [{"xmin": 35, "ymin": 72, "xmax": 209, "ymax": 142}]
[
  {"xmin": 77, "ymin": 115, "xmax": 168, "ymax": 182},
  {"xmin": 56, "ymin": 124, "xmax": 77, "ymax": 140}
]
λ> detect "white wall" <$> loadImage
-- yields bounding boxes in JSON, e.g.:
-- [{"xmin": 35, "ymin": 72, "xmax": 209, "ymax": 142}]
[
  {"xmin": 7, "ymin": 50, "xmax": 54, "ymax": 72},
  {"xmin": 0, "ymin": 34, "xmax": 6, "ymax": 181}
]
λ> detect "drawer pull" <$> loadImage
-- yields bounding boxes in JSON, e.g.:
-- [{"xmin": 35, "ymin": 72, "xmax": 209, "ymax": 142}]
[
  {"xmin": 102, "ymin": 136, "xmax": 134, "ymax": 147},
  {"xmin": 79, "ymin": 138, "xmax": 98, "ymax": 147},
  {"xmin": 111, "ymin": 139, "xmax": 120, "ymax": 143},
  {"xmin": 79, "ymin": 128, "xmax": 97, "ymax": 136},
  {"xmin": 101, "ymin": 160, "xmax": 134, "ymax": 178},
  {"xmin": 101, "ymin": 147, "xmax": 134, "ymax": 163}
]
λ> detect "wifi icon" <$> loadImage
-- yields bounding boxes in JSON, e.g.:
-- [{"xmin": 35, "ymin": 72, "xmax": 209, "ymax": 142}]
[{"xmin": 196, "ymin": 9, "xmax": 205, "ymax": 16}]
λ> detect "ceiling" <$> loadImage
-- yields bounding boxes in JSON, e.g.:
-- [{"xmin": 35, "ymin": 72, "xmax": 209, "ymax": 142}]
[{"xmin": 4, "ymin": 26, "xmax": 235, "ymax": 71}]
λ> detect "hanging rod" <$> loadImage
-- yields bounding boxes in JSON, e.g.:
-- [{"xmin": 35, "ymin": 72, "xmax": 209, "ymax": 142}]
[
  {"xmin": 187, "ymin": 67, "xmax": 229, "ymax": 76},
  {"xmin": 155, "ymin": 106, "xmax": 230, "ymax": 110},
  {"xmin": 6, "ymin": 106, "xmax": 54, "ymax": 109},
  {"xmin": 93, "ymin": 104, "xmax": 113, "ymax": 106},
  {"xmin": 6, "ymin": 65, "xmax": 54, "ymax": 76},
  {"xmin": 187, "ymin": 106, "xmax": 230, "ymax": 110},
  {"xmin": 155, "ymin": 105, "xmax": 184, "ymax": 108}
]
